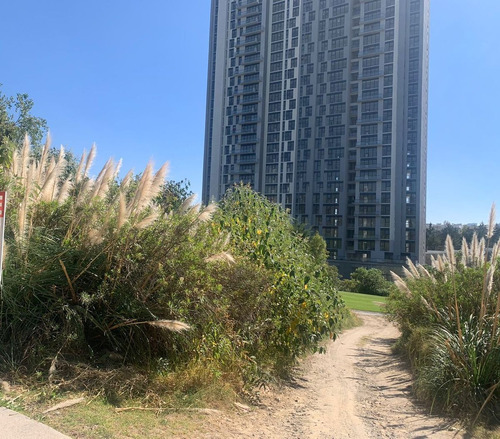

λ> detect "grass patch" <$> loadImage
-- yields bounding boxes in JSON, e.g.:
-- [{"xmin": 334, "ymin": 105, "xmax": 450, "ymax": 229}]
[
  {"xmin": 339, "ymin": 291, "xmax": 387, "ymax": 313},
  {"xmin": 0, "ymin": 372, "xmax": 237, "ymax": 439}
]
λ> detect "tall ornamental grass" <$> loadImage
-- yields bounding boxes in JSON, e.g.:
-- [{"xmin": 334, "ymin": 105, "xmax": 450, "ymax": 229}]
[{"xmin": 388, "ymin": 205, "xmax": 500, "ymax": 423}]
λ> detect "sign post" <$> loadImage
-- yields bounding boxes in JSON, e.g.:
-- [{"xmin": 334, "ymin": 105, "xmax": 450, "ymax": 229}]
[{"xmin": 0, "ymin": 191, "xmax": 6, "ymax": 285}]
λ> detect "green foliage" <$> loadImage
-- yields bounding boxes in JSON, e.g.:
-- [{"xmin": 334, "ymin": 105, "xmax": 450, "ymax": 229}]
[
  {"xmin": 0, "ymin": 153, "xmax": 345, "ymax": 389},
  {"xmin": 388, "ymin": 227, "xmax": 500, "ymax": 423},
  {"xmin": 214, "ymin": 185, "xmax": 345, "ymax": 374},
  {"xmin": 427, "ymin": 222, "xmax": 500, "ymax": 251},
  {"xmin": 0, "ymin": 86, "xmax": 48, "ymax": 165},
  {"xmin": 348, "ymin": 267, "xmax": 393, "ymax": 296},
  {"xmin": 155, "ymin": 179, "xmax": 193, "ymax": 211},
  {"xmin": 308, "ymin": 232, "xmax": 329, "ymax": 265}
]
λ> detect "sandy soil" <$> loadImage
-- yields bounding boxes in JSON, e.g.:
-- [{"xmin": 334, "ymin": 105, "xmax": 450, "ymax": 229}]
[{"xmin": 186, "ymin": 313, "xmax": 466, "ymax": 439}]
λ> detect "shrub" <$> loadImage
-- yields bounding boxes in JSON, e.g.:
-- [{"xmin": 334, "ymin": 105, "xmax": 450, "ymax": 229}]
[
  {"xmin": 349, "ymin": 267, "xmax": 393, "ymax": 296},
  {"xmin": 0, "ymin": 140, "xmax": 346, "ymax": 389},
  {"xmin": 215, "ymin": 185, "xmax": 345, "ymax": 373},
  {"xmin": 388, "ymin": 206, "xmax": 500, "ymax": 423}
]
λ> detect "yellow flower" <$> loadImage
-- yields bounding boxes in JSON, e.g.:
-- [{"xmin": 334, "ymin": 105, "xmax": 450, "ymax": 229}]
[
  {"xmin": 257, "ymin": 229, "xmax": 262, "ymax": 235},
  {"xmin": 304, "ymin": 284, "xmax": 308, "ymax": 290}
]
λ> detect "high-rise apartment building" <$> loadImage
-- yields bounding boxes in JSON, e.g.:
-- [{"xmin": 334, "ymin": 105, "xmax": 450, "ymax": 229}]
[{"xmin": 203, "ymin": 0, "xmax": 429, "ymax": 272}]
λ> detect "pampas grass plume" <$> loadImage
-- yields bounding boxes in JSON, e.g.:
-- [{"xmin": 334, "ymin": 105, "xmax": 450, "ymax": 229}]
[
  {"xmin": 205, "ymin": 251, "xmax": 235, "ymax": 264},
  {"xmin": 145, "ymin": 320, "xmax": 191, "ymax": 332},
  {"xmin": 391, "ymin": 271, "xmax": 411, "ymax": 297},
  {"xmin": 487, "ymin": 203, "xmax": 496, "ymax": 239}
]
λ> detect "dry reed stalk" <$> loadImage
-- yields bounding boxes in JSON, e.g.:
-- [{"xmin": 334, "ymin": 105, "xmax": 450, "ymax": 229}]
[
  {"xmin": 115, "ymin": 407, "xmax": 220, "ymax": 414},
  {"xmin": 75, "ymin": 150, "xmax": 86, "ymax": 184},
  {"xmin": 127, "ymin": 161, "xmax": 153, "ymax": 215},
  {"xmin": 108, "ymin": 319, "xmax": 191, "ymax": 333},
  {"xmin": 17, "ymin": 200, "xmax": 27, "ymax": 242},
  {"xmin": 492, "ymin": 288, "xmax": 500, "ymax": 348},
  {"xmin": 19, "ymin": 134, "xmax": 30, "ymax": 181},
  {"xmin": 83, "ymin": 143, "xmax": 96, "ymax": 179},
  {"xmin": 402, "ymin": 266, "xmax": 414, "ymax": 280},
  {"xmin": 59, "ymin": 259, "xmax": 78, "ymax": 304},
  {"xmin": 487, "ymin": 203, "xmax": 496, "ymax": 239},
  {"xmin": 120, "ymin": 170, "xmax": 133, "ymax": 190},
  {"xmin": 486, "ymin": 264, "xmax": 495, "ymax": 297},
  {"xmin": 145, "ymin": 320, "xmax": 191, "ymax": 332},
  {"xmin": 89, "ymin": 158, "xmax": 113, "ymax": 199},
  {"xmin": 417, "ymin": 263, "xmax": 435, "ymax": 282},
  {"xmin": 478, "ymin": 238, "xmax": 486, "ymax": 267},
  {"xmin": 491, "ymin": 241, "xmax": 500, "ymax": 264},
  {"xmin": 436, "ymin": 254, "xmax": 446, "ymax": 275},
  {"xmin": 10, "ymin": 150, "xmax": 19, "ymax": 176},
  {"xmin": 406, "ymin": 257, "xmax": 420, "ymax": 278},
  {"xmin": 40, "ymin": 152, "xmax": 66, "ymax": 202},
  {"xmin": 420, "ymin": 296, "xmax": 434, "ymax": 313},
  {"xmin": 471, "ymin": 233, "xmax": 479, "ymax": 267},
  {"xmin": 117, "ymin": 192, "xmax": 127, "ymax": 228},
  {"xmin": 461, "ymin": 237, "xmax": 469, "ymax": 267},
  {"xmin": 445, "ymin": 235, "xmax": 456, "ymax": 271},
  {"xmin": 57, "ymin": 178, "xmax": 72, "ymax": 203},
  {"xmin": 113, "ymin": 158, "xmax": 123, "ymax": 180},
  {"xmin": 179, "ymin": 194, "xmax": 197, "ymax": 213},
  {"xmin": 135, "ymin": 210, "xmax": 160, "ymax": 230},
  {"xmin": 430, "ymin": 255, "xmax": 437, "ymax": 269},
  {"xmin": 391, "ymin": 271, "xmax": 412, "ymax": 297},
  {"xmin": 38, "ymin": 133, "xmax": 51, "ymax": 181},
  {"xmin": 197, "ymin": 203, "xmax": 217, "ymax": 223},
  {"xmin": 205, "ymin": 251, "xmax": 235, "ymax": 264},
  {"xmin": 87, "ymin": 229, "xmax": 104, "ymax": 246},
  {"xmin": 95, "ymin": 159, "xmax": 117, "ymax": 199},
  {"xmin": 150, "ymin": 162, "xmax": 169, "ymax": 198}
]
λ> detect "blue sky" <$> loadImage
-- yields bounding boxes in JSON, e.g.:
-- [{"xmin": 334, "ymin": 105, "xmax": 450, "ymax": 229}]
[{"xmin": 1, "ymin": 0, "xmax": 499, "ymax": 224}]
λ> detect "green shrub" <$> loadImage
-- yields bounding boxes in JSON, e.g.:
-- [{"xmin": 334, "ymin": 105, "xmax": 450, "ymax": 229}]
[
  {"xmin": 388, "ymin": 211, "xmax": 500, "ymax": 423},
  {"xmin": 349, "ymin": 267, "xmax": 393, "ymax": 296},
  {"xmin": 215, "ymin": 185, "xmax": 345, "ymax": 373},
  {"xmin": 0, "ymin": 141, "xmax": 346, "ymax": 389}
]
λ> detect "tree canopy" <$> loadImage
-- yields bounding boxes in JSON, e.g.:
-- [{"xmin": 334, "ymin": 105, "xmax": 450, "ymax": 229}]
[{"xmin": 0, "ymin": 86, "xmax": 48, "ymax": 168}]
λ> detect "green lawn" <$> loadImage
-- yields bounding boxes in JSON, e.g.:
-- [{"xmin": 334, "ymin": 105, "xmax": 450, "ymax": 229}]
[{"xmin": 339, "ymin": 291, "xmax": 387, "ymax": 313}]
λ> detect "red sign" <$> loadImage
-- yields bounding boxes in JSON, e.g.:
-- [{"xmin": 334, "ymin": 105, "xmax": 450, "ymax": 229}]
[{"xmin": 0, "ymin": 192, "xmax": 5, "ymax": 218}]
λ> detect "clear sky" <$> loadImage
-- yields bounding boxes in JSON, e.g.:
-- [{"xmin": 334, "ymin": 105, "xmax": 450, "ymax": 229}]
[{"xmin": 1, "ymin": 0, "xmax": 499, "ymax": 224}]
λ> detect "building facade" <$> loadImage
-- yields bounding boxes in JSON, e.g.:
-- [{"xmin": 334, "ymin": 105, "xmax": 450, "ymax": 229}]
[{"xmin": 203, "ymin": 0, "xmax": 429, "ymax": 271}]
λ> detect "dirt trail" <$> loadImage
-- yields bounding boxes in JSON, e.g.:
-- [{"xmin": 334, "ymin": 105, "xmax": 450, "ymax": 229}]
[{"xmin": 193, "ymin": 313, "xmax": 466, "ymax": 439}]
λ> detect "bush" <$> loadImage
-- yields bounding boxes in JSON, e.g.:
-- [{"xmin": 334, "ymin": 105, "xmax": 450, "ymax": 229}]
[
  {"xmin": 215, "ymin": 185, "xmax": 345, "ymax": 373},
  {"xmin": 0, "ymin": 141, "xmax": 346, "ymax": 389},
  {"xmin": 349, "ymin": 267, "xmax": 392, "ymax": 296},
  {"xmin": 388, "ymin": 212, "xmax": 500, "ymax": 424}
]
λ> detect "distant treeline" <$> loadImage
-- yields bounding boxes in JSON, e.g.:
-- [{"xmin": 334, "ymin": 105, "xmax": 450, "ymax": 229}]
[{"xmin": 427, "ymin": 222, "xmax": 500, "ymax": 251}]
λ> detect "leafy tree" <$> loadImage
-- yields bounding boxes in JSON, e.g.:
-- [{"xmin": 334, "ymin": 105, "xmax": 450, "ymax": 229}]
[
  {"xmin": 350, "ymin": 267, "xmax": 392, "ymax": 296},
  {"xmin": 308, "ymin": 232, "xmax": 329, "ymax": 265},
  {"xmin": 155, "ymin": 178, "xmax": 193, "ymax": 211},
  {"xmin": 441, "ymin": 222, "xmax": 461, "ymax": 248},
  {"xmin": 426, "ymin": 223, "xmax": 442, "ymax": 250},
  {"xmin": 426, "ymin": 222, "xmax": 500, "ymax": 251},
  {"xmin": 0, "ymin": 86, "xmax": 48, "ymax": 168}
]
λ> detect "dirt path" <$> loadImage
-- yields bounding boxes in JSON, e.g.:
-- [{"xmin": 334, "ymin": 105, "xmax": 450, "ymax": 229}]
[{"xmin": 193, "ymin": 313, "xmax": 466, "ymax": 439}]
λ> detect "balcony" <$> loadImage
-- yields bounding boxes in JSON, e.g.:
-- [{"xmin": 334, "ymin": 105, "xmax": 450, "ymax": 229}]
[
  {"xmin": 237, "ymin": 0, "xmax": 260, "ymax": 7},
  {"xmin": 241, "ymin": 56, "xmax": 263, "ymax": 65},
  {"xmin": 355, "ymin": 163, "xmax": 381, "ymax": 171},
  {"xmin": 358, "ymin": 70, "xmax": 383, "ymax": 79},
  {"xmin": 240, "ymin": 25, "xmax": 264, "ymax": 37},
  {"xmin": 360, "ymin": 12, "xmax": 385, "ymax": 24}
]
